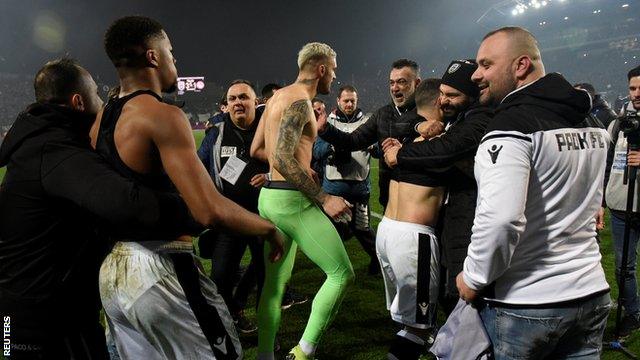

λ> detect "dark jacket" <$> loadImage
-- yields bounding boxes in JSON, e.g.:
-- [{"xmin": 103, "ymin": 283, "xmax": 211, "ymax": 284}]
[
  {"xmin": 319, "ymin": 98, "xmax": 422, "ymax": 206},
  {"xmin": 0, "ymin": 103, "xmax": 196, "ymax": 356},
  {"xmin": 397, "ymin": 104, "xmax": 493, "ymax": 298},
  {"xmin": 197, "ymin": 112, "xmax": 268, "ymax": 212},
  {"xmin": 591, "ymin": 95, "xmax": 617, "ymax": 129}
]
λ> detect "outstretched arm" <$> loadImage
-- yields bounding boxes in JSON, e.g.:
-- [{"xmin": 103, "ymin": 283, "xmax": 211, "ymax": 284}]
[
  {"xmin": 273, "ymin": 99, "xmax": 351, "ymax": 220},
  {"xmin": 250, "ymin": 116, "xmax": 268, "ymax": 162},
  {"xmin": 150, "ymin": 105, "xmax": 283, "ymax": 260}
]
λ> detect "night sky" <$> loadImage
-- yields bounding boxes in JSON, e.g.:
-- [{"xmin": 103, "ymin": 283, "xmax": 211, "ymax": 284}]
[{"xmin": 0, "ymin": 0, "xmax": 488, "ymax": 87}]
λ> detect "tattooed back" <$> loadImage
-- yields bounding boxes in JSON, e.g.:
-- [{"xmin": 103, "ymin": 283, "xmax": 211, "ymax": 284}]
[{"xmin": 262, "ymin": 84, "xmax": 317, "ymax": 182}]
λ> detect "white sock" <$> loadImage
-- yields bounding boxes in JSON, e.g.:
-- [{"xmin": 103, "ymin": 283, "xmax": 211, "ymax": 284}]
[
  {"xmin": 256, "ymin": 352, "xmax": 275, "ymax": 360},
  {"xmin": 299, "ymin": 339, "xmax": 317, "ymax": 357},
  {"xmin": 397, "ymin": 329, "xmax": 425, "ymax": 346}
]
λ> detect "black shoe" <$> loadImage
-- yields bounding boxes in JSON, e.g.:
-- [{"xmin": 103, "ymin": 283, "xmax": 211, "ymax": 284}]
[
  {"xmin": 281, "ymin": 289, "xmax": 309, "ymax": 310},
  {"xmin": 233, "ymin": 311, "xmax": 257, "ymax": 334},
  {"xmin": 388, "ymin": 335, "xmax": 424, "ymax": 360},
  {"xmin": 620, "ymin": 315, "xmax": 640, "ymax": 337}
]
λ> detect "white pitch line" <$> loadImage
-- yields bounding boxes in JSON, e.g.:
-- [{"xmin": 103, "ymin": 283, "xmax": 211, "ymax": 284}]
[{"xmin": 371, "ymin": 211, "xmax": 383, "ymax": 220}]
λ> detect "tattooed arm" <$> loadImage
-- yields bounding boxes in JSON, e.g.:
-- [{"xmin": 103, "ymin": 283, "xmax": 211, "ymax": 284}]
[
  {"xmin": 272, "ymin": 99, "xmax": 326, "ymax": 203},
  {"xmin": 272, "ymin": 99, "xmax": 351, "ymax": 220}
]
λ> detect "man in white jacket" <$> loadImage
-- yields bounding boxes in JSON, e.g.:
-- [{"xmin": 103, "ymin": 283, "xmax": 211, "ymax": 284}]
[{"xmin": 457, "ymin": 26, "xmax": 611, "ymax": 359}]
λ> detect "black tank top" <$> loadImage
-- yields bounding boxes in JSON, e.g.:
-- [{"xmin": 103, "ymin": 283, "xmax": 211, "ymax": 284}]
[
  {"xmin": 392, "ymin": 166, "xmax": 446, "ymax": 188},
  {"xmin": 95, "ymin": 90, "xmax": 174, "ymax": 192}
]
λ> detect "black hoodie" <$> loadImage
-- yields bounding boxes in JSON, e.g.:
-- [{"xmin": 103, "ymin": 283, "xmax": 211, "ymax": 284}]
[
  {"xmin": 489, "ymin": 72, "xmax": 593, "ymax": 134},
  {"xmin": 0, "ymin": 103, "xmax": 196, "ymax": 312}
]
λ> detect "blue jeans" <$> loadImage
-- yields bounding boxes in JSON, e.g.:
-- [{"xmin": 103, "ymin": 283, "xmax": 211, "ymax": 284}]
[
  {"xmin": 480, "ymin": 293, "xmax": 611, "ymax": 359},
  {"xmin": 611, "ymin": 211, "xmax": 640, "ymax": 317}
]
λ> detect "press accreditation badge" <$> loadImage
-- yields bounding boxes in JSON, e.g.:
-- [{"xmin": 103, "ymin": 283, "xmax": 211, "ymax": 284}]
[
  {"xmin": 219, "ymin": 155, "xmax": 247, "ymax": 185},
  {"xmin": 612, "ymin": 151, "xmax": 627, "ymax": 174}
]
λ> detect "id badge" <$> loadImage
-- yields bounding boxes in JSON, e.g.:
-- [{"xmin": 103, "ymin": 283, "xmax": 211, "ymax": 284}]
[{"xmin": 219, "ymin": 155, "xmax": 247, "ymax": 185}]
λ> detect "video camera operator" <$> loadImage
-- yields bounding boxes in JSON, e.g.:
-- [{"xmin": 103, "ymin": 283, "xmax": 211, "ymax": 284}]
[{"xmin": 603, "ymin": 65, "xmax": 640, "ymax": 336}]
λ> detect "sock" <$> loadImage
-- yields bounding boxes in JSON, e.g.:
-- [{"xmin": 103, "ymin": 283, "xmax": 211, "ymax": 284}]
[
  {"xmin": 257, "ymin": 352, "xmax": 275, "ymax": 360},
  {"xmin": 299, "ymin": 339, "xmax": 317, "ymax": 357}
]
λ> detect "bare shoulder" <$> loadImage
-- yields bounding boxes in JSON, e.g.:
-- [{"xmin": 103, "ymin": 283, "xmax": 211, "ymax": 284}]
[{"xmin": 128, "ymin": 95, "xmax": 191, "ymax": 141}]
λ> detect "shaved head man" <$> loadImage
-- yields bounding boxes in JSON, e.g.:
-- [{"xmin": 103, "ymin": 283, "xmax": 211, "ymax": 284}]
[
  {"xmin": 456, "ymin": 26, "xmax": 611, "ymax": 359},
  {"xmin": 473, "ymin": 27, "xmax": 544, "ymax": 107}
]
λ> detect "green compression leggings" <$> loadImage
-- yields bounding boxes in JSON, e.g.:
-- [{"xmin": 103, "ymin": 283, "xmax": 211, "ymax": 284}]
[{"xmin": 257, "ymin": 187, "xmax": 355, "ymax": 353}]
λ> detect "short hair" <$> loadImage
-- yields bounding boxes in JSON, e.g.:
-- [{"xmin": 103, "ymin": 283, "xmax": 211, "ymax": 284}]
[
  {"xmin": 414, "ymin": 78, "xmax": 442, "ymax": 109},
  {"xmin": 261, "ymin": 83, "xmax": 281, "ymax": 99},
  {"xmin": 483, "ymin": 26, "xmax": 541, "ymax": 61},
  {"xmin": 338, "ymin": 85, "xmax": 357, "ymax": 98},
  {"xmin": 104, "ymin": 16, "xmax": 165, "ymax": 68},
  {"xmin": 574, "ymin": 82, "xmax": 596, "ymax": 97},
  {"xmin": 392, "ymin": 59, "xmax": 420, "ymax": 77},
  {"xmin": 297, "ymin": 42, "xmax": 336, "ymax": 70},
  {"xmin": 311, "ymin": 97, "xmax": 325, "ymax": 105},
  {"xmin": 219, "ymin": 93, "xmax": 228, "ymax": 107},
  {"xmin": 34, "ymin": 58, "xmax": 86, "ymax": 104},
  {"xmin": 227, "ymin": 79, "xmax": 256, "ymax": 97},
  {"xmin": 629, "ymin": 65, "xmax": 640, "ymax": 81}
]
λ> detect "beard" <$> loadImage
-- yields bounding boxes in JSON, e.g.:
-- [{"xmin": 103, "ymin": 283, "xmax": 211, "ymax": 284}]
[{"xmin": 484, "ymin": 71, "xmax": 518, "ymax": 106}]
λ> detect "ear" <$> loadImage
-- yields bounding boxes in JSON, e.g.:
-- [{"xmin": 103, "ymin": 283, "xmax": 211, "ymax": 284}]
[
  {"xmin": 318, "ymin": 64, "xmax": 326, "ymax": 78},
  {"xmin": 415, "ymin": 77, "xmax": 421, "ymax": 87},
  {"xmin": 514, "ymin": 55, "xmax": 532, "ymax": 80},
  {"xmin": 70, "ymin": 93, "xmax": 85, "ymax": 111},
  {"xmin": 146, "ymin": 49, "xmax": 160, "ymax": 67},
  {"xmin": 434, "ymin": 95, "xmax": 442, "ymax": 108}
]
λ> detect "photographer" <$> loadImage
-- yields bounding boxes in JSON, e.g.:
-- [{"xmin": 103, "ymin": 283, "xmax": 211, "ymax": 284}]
[
  {"xmin": 313, "ymin": 86, "xmax": 378, "ymax": 274},
  {"xmin": 603, "ymin": 65, "xmax": 640, "ymax": 336}
]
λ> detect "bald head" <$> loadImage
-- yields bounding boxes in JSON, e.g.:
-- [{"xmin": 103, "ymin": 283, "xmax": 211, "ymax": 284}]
[
  {"xmin": 471, "ymin": 26, "xmax": 545, "ymax": 106},
  {"xmin": 483, "ymin": 27, "xmax": 542, "ymax": 63}
]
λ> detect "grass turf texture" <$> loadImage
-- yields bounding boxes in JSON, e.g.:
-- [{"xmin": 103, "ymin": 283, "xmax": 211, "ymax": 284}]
[{"xmin": 0, "ymin": 130, "xmax": 638, "ymax": 358}]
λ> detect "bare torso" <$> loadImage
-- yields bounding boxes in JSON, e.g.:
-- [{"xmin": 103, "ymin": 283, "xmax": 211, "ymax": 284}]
[
  {"xmin": 385, "ymin": 180, "xmax": 445, "ymax": 226},
  {"xmin": 262, "ymin": 84, "xmax": 316, "ymax": 181}
]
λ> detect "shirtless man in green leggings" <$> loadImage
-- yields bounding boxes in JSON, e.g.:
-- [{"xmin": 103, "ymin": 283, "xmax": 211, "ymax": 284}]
[{"xmin": 251, "ymin": 42, "xmax": 355, "ymax": 360}]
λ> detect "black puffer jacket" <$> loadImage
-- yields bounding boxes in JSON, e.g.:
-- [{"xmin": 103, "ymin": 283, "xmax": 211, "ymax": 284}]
[{"xmin": 319, "ymin": 98, "xmax": 423, "ymax": 206}]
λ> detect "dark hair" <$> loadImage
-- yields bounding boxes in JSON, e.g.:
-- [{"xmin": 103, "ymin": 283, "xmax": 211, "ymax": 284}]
[
  {"xmin": 573, "ymin": 82, "xmax": 596, "ymax": 97},
  {"xmin": 104, "ymin": 16, "xmax": 165, "ymax": 68},
  {"xmin": 219, "ymin": 93, "xmax": 228, "ymax": 107},
  {"xmin": 414, "ymin": 78, "xmax": 442, "ymax": 109},
  {"xmin": 261, "ymin": 83, "xmax": 282, "ymax": 99},
  {"xmin": 34, "ymin": 58, "xmax": 86, "ymax": 104},
  {"xmin": 227, "ymin": 79, "xmax": 256, "ymax": 97},
  {"xmin": 629, "ymin": 65, "xmax": 640, "ymax": 81},
  {"xmin": 312, "ymin": 97, "xmax": 325, "ymax": 105},
  {"xmin": 338, "ymin": 84, "xmax": 357, "ymax": 98},
  {"xmin": 392, "ymin": 58, "xmax": 420, "ymax": 76}
]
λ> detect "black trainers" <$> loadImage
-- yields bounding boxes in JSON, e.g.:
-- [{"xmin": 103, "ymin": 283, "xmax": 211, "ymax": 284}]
[
  {"xmin": 620, "ymin": 315, "xmax": 640, "ymax": 337},
  {"xmin": 281, "ymin": 288, "xmax": 309, "ymax": 310},
  {"xmin": 233, "ymin": 311, "xmax": 257, "ymax": 334}
]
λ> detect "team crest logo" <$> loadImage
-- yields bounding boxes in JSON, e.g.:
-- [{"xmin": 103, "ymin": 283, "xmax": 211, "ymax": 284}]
[
  {"xmin": 488, "ymin": 144, "xmax": 503, "ymax": 164},
  {"xmin": 448, "ymin": 63, "xmax": 461, "ymax": 73}
]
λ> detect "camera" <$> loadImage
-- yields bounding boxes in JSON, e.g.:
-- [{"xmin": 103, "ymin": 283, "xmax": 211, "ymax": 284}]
[{"xmin": 620, "ymin": 111, "xmax": 640, "ymax": 149}]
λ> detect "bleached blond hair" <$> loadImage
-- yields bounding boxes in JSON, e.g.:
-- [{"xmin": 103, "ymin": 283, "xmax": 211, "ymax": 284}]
[{"xmin": 297, "ymin": 42, "xmax": 336, "ymax": 70}]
